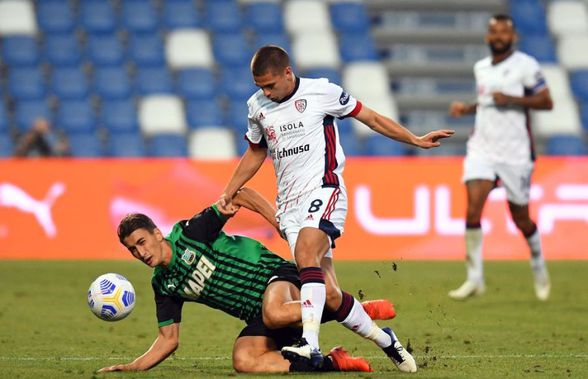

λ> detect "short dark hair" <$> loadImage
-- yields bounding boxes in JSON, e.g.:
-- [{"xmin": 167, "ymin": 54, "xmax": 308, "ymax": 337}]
[
  {"xmin": 251, "ymin": 45, "xmax": 290, "ymax": 76},
  {"xmin": 490, "ymin": 14, "xmax": 515, "ymax": 29},
  {"xmin": 117, "ymin": 213, "xmax": 157, "ymax": 244}
]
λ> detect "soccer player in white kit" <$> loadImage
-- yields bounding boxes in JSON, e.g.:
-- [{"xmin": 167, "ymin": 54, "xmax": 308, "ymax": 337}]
[
  {"xmin": 219, "ymin": 45, "xmax": 453, "ymax": 370},
  {"xmin": 448, "ymin": 15, "xmax": 553, "ymax": 301}
]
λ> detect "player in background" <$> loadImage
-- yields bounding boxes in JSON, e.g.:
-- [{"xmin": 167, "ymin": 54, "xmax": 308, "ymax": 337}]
[
  {"xmin": 219, "ymin": 45, "xmax": 454, "ymax": 370},
  {"xmin": 98, "ymin": 188, "xmax": 394, "ymax": 374},
  {"xmin": 448, "ymin": 14, "xmax": 553, "ymax": 301}
]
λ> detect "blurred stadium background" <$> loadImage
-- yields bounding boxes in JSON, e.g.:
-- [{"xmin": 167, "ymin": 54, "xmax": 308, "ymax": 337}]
[{"xmin": 0, "ymin": 0, "xmax": 587, "ymax": 158}]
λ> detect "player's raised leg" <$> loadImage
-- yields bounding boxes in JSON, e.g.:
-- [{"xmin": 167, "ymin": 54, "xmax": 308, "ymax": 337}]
[
  {"xmin": 260, "ymin": 262, "xmax": 396, "ymax": 332},
  {"xmin": 449, "ymin": 179, "xmax": 493, "ymax": 299},
  {"xmin": 331, "ymin": 287, "xmax": 416, "ymax": 372},
  {"xmin": 508, "ymin": 202, "xmax": 550, "ymax": 300},
  {"xmin": 320, "ymin": 257, "xmax": 415, "ymax": 372}
]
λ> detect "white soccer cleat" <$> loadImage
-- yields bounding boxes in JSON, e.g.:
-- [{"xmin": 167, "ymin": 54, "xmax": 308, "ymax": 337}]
[
  {"xmin": 448, "ymin": 280, "xmax": 485, "ymax": 300},
  {"xmin": 381, "ymin": 328, "xmax": 417, "ymax": 373},
  {"xmin": 281, "ymin": 338, "xmax": 324, "ymax": 368},
  {"xmin": 534, "ymin": 269, "xmax": 551, "ymax": 301}
]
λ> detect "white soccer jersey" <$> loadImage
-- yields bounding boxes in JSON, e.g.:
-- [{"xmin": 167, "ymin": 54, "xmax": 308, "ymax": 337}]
[
  {"xmin": 468, "ymin": 51, "xmax": 547, "ymax": 165},
  {"xmin": 245, "ymin": 77, "xmax": 361, "ymax": 210}
]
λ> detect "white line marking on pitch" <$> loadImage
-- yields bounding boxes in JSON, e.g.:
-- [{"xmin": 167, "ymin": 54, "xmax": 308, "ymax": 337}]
[{"xmin": 1, "ymin": 354, "xmax": 586, "ymax": 361}]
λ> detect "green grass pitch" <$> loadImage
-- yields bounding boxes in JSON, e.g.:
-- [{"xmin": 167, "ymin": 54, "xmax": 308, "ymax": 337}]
[{"xmin": 0, "ymin": 260, "xmax": 586, "ymax": 378}]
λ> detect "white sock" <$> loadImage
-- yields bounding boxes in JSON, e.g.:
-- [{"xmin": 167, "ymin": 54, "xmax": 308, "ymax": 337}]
[
  {"xmin": 526, "ymin": 228, "xmax": 546, "ymax": 274},
  {"xmin": 465, "ymin": 227, "xmax": 484, "ymax": 283},
  {"xmin": 340, "ymin": 298, "xmax": 392, "ymax": 348},
  {"xmin": 300, "ymin": 282, "xmax": 325, "ymax": 350}
]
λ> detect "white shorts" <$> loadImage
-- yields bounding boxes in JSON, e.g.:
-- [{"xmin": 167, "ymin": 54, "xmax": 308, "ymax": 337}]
[
  {"xmin": 277, "ymin": 186, "xmax": 347, "ymax": 259},
  {"xmin": 462, "ymin": 155, "xmax": 534, "ymax": 205}
]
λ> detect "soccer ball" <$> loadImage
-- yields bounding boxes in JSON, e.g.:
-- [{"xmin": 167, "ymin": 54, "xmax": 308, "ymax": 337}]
[{"xmin": 87, "ymin": 273, "xmax": 135, "ymax": 321}]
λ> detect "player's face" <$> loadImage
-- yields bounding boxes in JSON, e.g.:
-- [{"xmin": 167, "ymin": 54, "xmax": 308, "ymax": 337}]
[
  {"xmin": 123, "ymin": 228, "xmax": 165, "ymax": 268},
  {"xmin": 486, "ymin": 19, "xmax": 516, "ymax": 55},
  {"xmin": 253, "ymin": 67, "xmax": 295, "ymax": 102}
]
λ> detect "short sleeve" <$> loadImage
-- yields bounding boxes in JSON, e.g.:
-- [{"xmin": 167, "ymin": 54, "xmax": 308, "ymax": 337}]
[
  {"xmin": 522, "ymin": 57, "xmax": 547, "ymax": 94},
  {"xmin": 245, "ymin": 100, "xmax": 268, "ymax": 149},
  {"xmin": 181, "ymin": 206, "xmax": 229, "ymax": 242},
  {"xmin": 154, "ymin": 289, "xmax": 184, "ymax": 327},
  {"xmin": 320, "ymin": 82, "xmax": 363, "ymax": 119}
]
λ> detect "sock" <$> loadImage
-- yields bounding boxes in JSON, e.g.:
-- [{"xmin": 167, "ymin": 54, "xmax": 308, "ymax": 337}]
[
  {"xmin": 321, "ymin": 309, "xmax": 337, "ymax": 323},
  {"xmin": 525, "ymin": 224, "xmax": 545, "ymax": 274},
  {"xmin": 299, "ymin": 267, "xmax": 325, "ymax": 350},
  {"xmin": 336, "ymin": 292, "xmax": 392, "ymax": 349},
  {"xmin": 465, "ymin": 224, "xmax": 483, "ymax": 283}
]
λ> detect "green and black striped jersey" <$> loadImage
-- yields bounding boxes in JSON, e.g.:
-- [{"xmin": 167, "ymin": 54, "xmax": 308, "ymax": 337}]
[{"xmin": 152, "ymin": 205, "xmax": 287, "ymax": 327}]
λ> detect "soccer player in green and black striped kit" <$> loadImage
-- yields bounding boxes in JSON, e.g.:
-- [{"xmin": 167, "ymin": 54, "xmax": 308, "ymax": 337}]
[{"xmin": 98, "ymin": 188, "xmax": 393, "ymax": 374}]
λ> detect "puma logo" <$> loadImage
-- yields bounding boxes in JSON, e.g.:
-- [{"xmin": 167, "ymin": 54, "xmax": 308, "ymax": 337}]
[{"xmin": 0, "ymin": 182, "xmax": 66, "ymax": 237}]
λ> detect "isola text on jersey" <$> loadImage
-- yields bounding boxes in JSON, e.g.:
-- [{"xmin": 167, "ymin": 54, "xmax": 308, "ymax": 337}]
[{"xmin": 279, "ymin": 121, "xmax": 304, "ymax": 132}]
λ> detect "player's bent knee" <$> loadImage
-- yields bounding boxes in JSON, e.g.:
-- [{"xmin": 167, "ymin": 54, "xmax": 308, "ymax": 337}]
[
  {"xmin": 232, "ymin": 349, "xmax": 256, "ymax": 373},
  {"xmin": 262, "ymin": 312, "xmax": 280, "ymax": 329},
  {"xmin": 263, "ymin": 307, "xmax": 296, "ymax": 329},
  {"xmin": 233, "ymin": 358, "xmax": 253, "ymax": 373}
]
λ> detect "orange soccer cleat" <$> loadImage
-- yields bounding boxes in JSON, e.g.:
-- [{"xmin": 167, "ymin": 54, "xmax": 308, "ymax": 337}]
[
  {"xmin": 361, "ymin": 299, "xmax": 396, "ymax": 320},
  {"xmin": 328, "ymin": 346, "xmax": 373, "ymax": 372}
]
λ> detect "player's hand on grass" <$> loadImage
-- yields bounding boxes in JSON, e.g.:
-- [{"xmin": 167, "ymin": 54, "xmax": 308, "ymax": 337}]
[
  {"xmin": 97, "ymin": 364, "xmax": 128, "ymax": 372},
  {"xmin": 416, "ymin": 129, "xmax": 455, "ymax": 148}
]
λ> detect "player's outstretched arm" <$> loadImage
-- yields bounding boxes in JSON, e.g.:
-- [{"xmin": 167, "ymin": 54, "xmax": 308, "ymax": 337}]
[
  {"xmin": 97, "ymin": 323, "xmax": 179, "ymax": 372},
  {"xmin": 233, "ymin": 187, "xmax": 279, "ymax": 232},
  {"xmin": 354, "ymin": 105, "xmax": 454, "ymax": 149},
  {"xmin": 416, "ymin": 129, "xmax": 456, "ymax": 149},
  {"xmin": 220, "ymin": 146, "xmax": 267, "ymax": 211}
]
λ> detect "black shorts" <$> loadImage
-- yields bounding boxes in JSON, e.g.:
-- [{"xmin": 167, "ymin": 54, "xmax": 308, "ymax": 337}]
[
  {"xmin": 237, "ymin": 262, "xmax": 302, "ymax": 349},
  {"xmin": 238, "ymin": 315, "xmax": 301, "ymax": 350},
  {"xmin": 266, "ymin": 261, "xmax": 301, "ymax": 289}
]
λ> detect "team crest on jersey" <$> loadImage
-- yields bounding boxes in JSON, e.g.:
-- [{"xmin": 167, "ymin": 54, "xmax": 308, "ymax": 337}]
[
  {"xmin": 266, "ymin": 125, "xmax": 277, "ymax": 142},
  {"xmin": 294, "ymin": 99, "xmax": 307, "ymax": 113},
  {"xmin": 182, "ymin": 249, "xmax": 196, "ymax": 265}
]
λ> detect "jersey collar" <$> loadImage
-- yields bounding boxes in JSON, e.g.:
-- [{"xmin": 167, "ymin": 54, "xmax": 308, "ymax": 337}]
[{"xmin": 277, "ymin": 76, "xmax": 300, "ymax": 104}]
